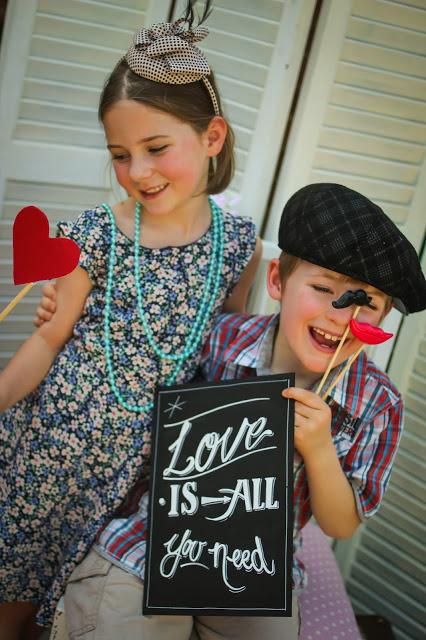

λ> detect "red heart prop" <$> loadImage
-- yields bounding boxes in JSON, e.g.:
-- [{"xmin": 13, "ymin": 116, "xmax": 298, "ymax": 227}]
[{"xmin": 13, "ymin": 206, "xmax": 81, "ymax": 285}]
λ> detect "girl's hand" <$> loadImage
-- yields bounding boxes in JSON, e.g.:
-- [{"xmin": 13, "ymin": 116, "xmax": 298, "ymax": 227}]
[
  {"xmin": 33, "ymin": 283, "xmax": 57, "ymax": 327},
  {"xmin": 282, "ymin": 387, "xmax": 333, "ymax": 461}
]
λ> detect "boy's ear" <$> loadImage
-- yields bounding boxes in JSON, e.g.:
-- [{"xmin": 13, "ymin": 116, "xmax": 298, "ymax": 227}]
[
  {"xmin": 205, "ymin": 116, "xmax": 227, "ymax": 157},
  {"xmin": 267, "ymin": 258, "xmax": 283, "ymax": 302}
]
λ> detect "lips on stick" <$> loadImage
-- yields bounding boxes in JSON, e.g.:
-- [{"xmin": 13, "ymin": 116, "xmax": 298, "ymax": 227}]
[
  {"xmin": 348, "ymin": 319, "xmax": 393, "ymax": 345},
  {"xmin": 321, "ymin": 319, "xmax": 393, "ymax": 399},
  {"xmin": 315, "ymin": 289, "xmax": 371, "ymax": 396},
  {"xmin": 0, "ymin": 206, "xmax": 80, "ymax": 323}
]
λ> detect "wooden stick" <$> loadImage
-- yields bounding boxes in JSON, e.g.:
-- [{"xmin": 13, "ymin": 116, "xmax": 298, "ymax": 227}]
[
  {"xmin": 315, "ymin": 305, "xmax": 361, "ymax": 395},
  {"xmin": 321, "ymin": 345, "xmax": 364, "ymax": 400},
  {"xmin": 0, "ymin": 282, "xmax": 35, "ymax": 322}
]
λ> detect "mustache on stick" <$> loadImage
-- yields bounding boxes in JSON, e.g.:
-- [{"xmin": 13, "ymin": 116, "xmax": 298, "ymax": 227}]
[{"xmin": 332, "ymin": 289, "xmax": 371, "ymax": 309}]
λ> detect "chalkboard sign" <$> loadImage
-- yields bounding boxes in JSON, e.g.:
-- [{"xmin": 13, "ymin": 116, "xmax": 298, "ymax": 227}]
[{"xmin": 143, "ymin": 374, "xmax": 294, "ymax": 617}]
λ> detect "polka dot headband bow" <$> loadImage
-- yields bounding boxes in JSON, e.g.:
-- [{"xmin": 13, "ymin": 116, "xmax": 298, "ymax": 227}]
[{"xmin": 126, "ymin": 18, "xmax": 220, "ymax": 115}]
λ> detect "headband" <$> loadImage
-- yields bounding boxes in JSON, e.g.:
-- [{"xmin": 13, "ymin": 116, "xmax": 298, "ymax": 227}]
[{"xmin": 125, "ymin": 18, "xmax": 220, "ymax": 116}]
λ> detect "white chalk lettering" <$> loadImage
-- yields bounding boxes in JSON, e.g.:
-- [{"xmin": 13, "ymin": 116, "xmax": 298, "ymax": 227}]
[
  {"xmin": 160, "ymin": 529, "xmax": 208, "ymax": 579},
  {"xmin": 209, "ymin": 536, "xmax": 275, "ymax": 592},
  {"xmin": 168, "ymin": 482, "xmax": 199, "ymax": 517},
  {"xmin": 163, "ymin": 416, "xmax": 274, "ymax": 479},
  {"xmin": 206, "ymin": 477, "xmax": 279, "ymax": 522}
]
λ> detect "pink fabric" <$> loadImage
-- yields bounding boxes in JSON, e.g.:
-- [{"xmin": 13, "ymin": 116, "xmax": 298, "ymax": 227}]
[{"xmin": 298, "ymin": 522, "xmax": 361, "ymax": 640}]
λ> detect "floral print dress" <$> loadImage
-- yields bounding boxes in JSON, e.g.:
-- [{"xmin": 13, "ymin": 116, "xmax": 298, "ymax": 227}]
[{"xmin": 0, "ymin": 204, "xmax": 256, "ymax": 625}]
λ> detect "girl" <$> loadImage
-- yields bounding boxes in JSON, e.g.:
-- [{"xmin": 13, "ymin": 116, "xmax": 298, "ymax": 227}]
[{"xmin": 0, "ymin": 3, "xmax": 261, "ymax": 638}]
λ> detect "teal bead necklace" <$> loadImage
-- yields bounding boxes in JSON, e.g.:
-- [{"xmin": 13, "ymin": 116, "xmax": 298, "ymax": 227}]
[{"xmin": 103, "ymin": 197, "xmax": 224, "ymax": 413}]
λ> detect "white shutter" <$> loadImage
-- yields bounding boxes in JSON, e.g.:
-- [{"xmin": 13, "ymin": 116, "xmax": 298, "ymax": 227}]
[
  {"xmin": 17, "ymin": 0, "xmax": 153, "ymax": 147},
  {"xmin": 0, "ymin": 0, "xmax": 171, "ymax": 369},
  {"xmin": 173, "ymin": 0, "xmax": 317, "ymax": 227},
  {"xmin": 0, "ymin": 0, "xmax": 319, "ymax": 362},
  {"xmin": 344, "ymin": 266, "xmax": 426, "ymax": 640},
  {"xmin": 265, "ymin": 0, "xmax": 426, "ymax": 250},
  {"xmin": 0, "ymin": 180, "xmax": 111, "ymax": 368},
  {"xmin": 260, "ymin": 0, "xmax": 426, "ymax": 335},
  {"xmin": 268, "ymin": 2, "xmax": 426, "ymax": 636}
]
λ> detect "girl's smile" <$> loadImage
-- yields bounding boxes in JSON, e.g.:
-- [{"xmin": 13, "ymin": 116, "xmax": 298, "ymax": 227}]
[{"xmin": 139, "ymin": 183, "xmax": 169, "ymax": 199}]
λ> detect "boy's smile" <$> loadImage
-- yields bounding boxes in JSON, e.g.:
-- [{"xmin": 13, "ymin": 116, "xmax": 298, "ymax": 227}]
[
  {"xmin": 309, "ymin": 326, "xmax": 345, "ymax": 352},
  {"xmin": 267, "ymin": 259, "xmax": 388, "ymax": 385}
]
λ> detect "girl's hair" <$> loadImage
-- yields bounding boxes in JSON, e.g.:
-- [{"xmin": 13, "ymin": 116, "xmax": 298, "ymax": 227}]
[{"xmin": 98, "ymin": 60, "xmax": 235, "ymax": 195}]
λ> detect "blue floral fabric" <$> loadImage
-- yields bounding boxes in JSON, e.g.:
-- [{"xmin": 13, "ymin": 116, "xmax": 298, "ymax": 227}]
[{"xmin": 0, "ymin": 204, "xmax": 256, "ymax": 625}]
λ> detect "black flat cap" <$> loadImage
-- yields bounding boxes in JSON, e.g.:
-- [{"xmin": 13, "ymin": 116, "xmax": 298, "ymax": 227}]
[{"xmin": 278, "ymin": 183, "xmax": 426, "ymax": 314}]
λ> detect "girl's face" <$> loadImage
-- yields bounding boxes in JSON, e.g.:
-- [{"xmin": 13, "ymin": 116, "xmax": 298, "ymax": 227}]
[
  {"xmin": 103, "ymin": 100, "xmax": 224, "ymax": 217},
  {"xmin": 268, "ymin": 259, "xmax": 389, "ymax": 379}
]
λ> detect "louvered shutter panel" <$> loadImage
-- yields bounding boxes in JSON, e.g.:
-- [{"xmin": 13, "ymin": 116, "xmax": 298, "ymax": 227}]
[
  {"xmin": 0, "ymin": 0, "xmax": 170, "ymax": 369},
  {"xmin": 262, "ymin": 2, "xmax": 426, "ymax": 636},
  {"xmin": 0, "ymin": 0, "xmax": 317, "ymax": 365},
  {"xmin": 344, "ymin": 292, "xmax": 426, "ymax": 640},
  {"xmin": 258, "ymin": 0, "xmax": 426, "ymax": 333},
  {"xmin": 265, "ymin": 0, "xmax": 426, "ymax": 252},
  {"xmin": 17, "ymin": 0, "xmax": 148, "ymax": 148},
  {"xmin": 172, "ymin": 0, "xmax": 317, "ymax": 227}
]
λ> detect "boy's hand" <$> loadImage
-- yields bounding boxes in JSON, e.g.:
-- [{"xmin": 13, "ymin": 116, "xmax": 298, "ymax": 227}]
[
  {"xmin": 33, "ymin": 283, "xmax": 57, "ymax": 327},
  {"xmin": 282, "ymin": 387, "xmax": 333, "ymax": 460}
]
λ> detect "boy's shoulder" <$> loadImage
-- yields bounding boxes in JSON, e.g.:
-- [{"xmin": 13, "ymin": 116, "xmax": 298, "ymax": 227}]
[
  {"xmin": 211, "ymin": 312, "xmax": 273, "ymax": 344},
  {"xmin": 344, "ymin": 353, "xmax": 402, "ymax": 424},
  {"xmin": 204, "ymin": 313, "xmax": 274, "ymax": 370},
  {"xmin": 365, "ymin": 358, "xmax": 401, "ymax": 399}
]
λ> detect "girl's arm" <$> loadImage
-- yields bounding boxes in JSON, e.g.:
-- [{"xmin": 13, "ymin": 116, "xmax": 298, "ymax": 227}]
[
  {"xmin": 0, "ymin": 267, "xmax": 92, "ymax": 412},
  {"xmin": 222, "ymin": 236, "xmax": 262, "ymax": 313}
]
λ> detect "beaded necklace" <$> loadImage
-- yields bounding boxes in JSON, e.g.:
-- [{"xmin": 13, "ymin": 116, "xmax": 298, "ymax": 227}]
[{"xmin": 103, "ymin": 197, "xmax": 224, "ymax": 413}]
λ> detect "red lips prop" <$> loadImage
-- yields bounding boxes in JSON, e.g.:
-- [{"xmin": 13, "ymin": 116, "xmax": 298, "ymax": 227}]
[
  {"xmin": 349, "ymin": 319, "xmax": 393, "ymax": 345},
  {"xmin": 13, "ymin": 206, "xmax": 80, "ymax": 285}
]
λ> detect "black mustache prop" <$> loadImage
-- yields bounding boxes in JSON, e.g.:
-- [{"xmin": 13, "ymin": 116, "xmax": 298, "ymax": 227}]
[{"xmin": 332, "ymin": 289, "xmax": 371, "ymax": 309}]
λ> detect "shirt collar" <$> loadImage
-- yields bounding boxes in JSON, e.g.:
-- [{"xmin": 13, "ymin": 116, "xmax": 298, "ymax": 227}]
[
  {"xmin": 232, "ymin": 314, "xmax": 278, "ymax": 371},
  {"xmin": 231, "ymin": 313, "xmax": 367, "ymax": 420}
]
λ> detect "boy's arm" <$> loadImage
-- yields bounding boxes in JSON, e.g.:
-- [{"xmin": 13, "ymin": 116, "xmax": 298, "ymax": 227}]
[
  {"xmin": 283, "ymin": 387, "xmax": 361, "ymax": 538},
  {"xmin": 283, "ymin": 386, "xmax": 403, "ymax": 538},
  {"xmin": 302, "ymin": 438, "xmax": 361, "ymax": 538},
  {"xmin": 0, "ymin": 267, "xmax": 92, "ymax": 412}
]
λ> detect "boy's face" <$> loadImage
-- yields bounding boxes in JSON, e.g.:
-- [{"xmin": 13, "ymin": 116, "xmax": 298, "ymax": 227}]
[{"xmin": 267, "ymin": 259, "xmax": 389, "ymax": 377}]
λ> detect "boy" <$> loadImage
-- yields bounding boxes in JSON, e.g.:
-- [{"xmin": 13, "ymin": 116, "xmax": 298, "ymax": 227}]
[
  {"xmin": 200, "ymin": 182, "xmax": 425, "ymax": 607},
  {"xmin": 39, "ymin": 183, "xmax": 425, "ymax": 639}
]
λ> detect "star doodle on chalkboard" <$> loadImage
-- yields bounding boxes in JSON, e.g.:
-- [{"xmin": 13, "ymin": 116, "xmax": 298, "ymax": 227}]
[{"xmin": 164, "ymin": 395, "xmax": 186, "ymax": 418}]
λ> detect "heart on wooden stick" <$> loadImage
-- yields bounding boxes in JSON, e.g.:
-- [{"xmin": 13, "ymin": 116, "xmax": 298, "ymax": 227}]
[{"xmin": 13, "ymin": 206, "xmax": 80, "ymax": 285}]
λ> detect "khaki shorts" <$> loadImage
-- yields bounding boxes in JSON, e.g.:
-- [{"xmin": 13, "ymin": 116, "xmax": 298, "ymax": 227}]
[{"xmin": 51, "ymin": 549, "xmax": 300, "ymax": 640}]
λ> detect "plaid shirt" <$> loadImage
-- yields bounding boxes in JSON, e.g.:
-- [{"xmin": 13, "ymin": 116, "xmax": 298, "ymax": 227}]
[{"xmin": 95, "ymin": 313, "xmax": 404, "ymax": 590}]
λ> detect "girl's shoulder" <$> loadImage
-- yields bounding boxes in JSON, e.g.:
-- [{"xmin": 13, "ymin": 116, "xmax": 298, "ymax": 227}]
[
  {"xmin": 56, "ymin": 205, "xmax": 111, "ymax": 280},
  {"xmin": 221, "ymin": 210, "xmax": 257, "ymax": 253},
  {"xmin": 221, "ymin": 209, "xmax": 256, "ymax": 235},
  {"xmin": 57, "ymin": 205, "xmax": 109, "ymax": 240},
  {"xmin": 219, "ymin": 210, "xmax": 258, "ymax": 290}
]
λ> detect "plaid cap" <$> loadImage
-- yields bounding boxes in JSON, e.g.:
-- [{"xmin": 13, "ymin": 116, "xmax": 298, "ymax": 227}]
[{"xmin": 278, "ymin": 183, "xmax": 426, "ymax": 314}]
